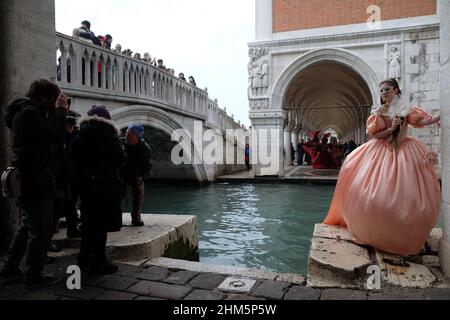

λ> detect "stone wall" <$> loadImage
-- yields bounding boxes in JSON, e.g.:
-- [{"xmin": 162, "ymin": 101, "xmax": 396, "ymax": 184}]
[{"xmin": 0, "ymin": 0, "xmax": 55, "ymax": 249}]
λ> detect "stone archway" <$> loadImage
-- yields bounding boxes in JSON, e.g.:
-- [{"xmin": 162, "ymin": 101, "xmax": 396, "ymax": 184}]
[
  {"xmin": 111, "ymin": 105, "xmax": 209, "ymax": 183},
  {"xmin": 271, "ymin": 48, "xmax": 379, "ymax": 168},
  {"xmin": 272, "ymin": 48, "xmax": 380, "ymax": 110}
]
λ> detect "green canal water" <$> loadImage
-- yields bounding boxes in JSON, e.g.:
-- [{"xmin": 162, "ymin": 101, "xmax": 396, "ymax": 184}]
[{"xmin": 142, "ymin": 182, "xmax": 335, "ymax": 276}]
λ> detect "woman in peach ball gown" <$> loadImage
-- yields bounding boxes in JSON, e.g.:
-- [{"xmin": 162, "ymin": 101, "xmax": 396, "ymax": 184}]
[{"xmin": 323, "ymin": 78, "xmax": 441, "ymax": 256}]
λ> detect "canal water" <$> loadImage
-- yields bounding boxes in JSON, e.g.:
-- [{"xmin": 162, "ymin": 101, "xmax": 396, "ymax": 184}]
[{"xmin": 141, "ymin": 182, "xmax": 335, "ymax": 275}]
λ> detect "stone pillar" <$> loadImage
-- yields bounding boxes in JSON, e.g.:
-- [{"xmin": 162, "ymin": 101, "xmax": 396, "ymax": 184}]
[
  {"xmin": 0, "ymin": 0, "xmax": 56, "ymax": 250},
  {"xmin": 291, "ymin": 130, "xmax": 299, "ymax": 164},
  {"xmin": 250, "ymin": 113, "xmax": 285, "ymax": 177},
  {"xmin": 439, "ymin": 0, "xmax": 450, "ymax": 277},
  {"xmin": 284, "ymin": 128, "xmax": 293, "ymax": 167}
]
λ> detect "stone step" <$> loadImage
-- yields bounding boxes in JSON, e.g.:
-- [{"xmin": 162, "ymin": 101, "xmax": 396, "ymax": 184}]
[
  {"xmin": 307, "ymin": 232, "xmax": 372, "ymax": 289},
  {"xmin": 307, "ymin": 224, "xmax": 447, "ymax": 290},
  {"xmin": 375, "ymin": 251, "xmax": 436, "ymax": 288},
  {"xmin": 52, "ymin": 213, "xmax": 198, "ymax": 264}
]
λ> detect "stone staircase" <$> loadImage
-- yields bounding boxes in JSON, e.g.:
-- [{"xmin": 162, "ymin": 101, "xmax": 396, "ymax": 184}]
[{"xmin": 307, "ymin": 224, "xmax": 449, "ymax": 290}]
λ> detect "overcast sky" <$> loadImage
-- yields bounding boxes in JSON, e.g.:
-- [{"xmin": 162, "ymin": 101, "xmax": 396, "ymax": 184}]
[{"xmin": 55, "ymin": 0, "xmax": 255, "ymax": 127}]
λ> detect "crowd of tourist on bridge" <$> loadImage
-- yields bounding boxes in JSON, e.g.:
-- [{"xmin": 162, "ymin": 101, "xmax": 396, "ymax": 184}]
[
  {"xmin": 0, "ymin": 79, "xmax": 152, "ymax": 288},
  {"xmin": 68, "ymin": 20, "xmax": 198, "ymax": 87}
]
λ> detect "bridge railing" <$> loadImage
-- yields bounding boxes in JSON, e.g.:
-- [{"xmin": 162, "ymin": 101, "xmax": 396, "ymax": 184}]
[{"xmin": 56, "ymin": 32, "xmax": 210, "ymax": 120}]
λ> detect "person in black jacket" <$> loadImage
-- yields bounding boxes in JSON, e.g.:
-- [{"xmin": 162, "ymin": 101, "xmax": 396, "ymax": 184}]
[
  {"xmin": 50, "ymin": 110, "xmax": 82, "ymax": 239},
  {"xmin": 120, "ymin": 124, "xmax": 152, "ymax": 226},
  {"xmin": 0, "ymin": 79, "xmax": 69, "ymax": 288},
  {"xmin": 70, "ymin": 105, "xmax": 126, "ymax": 275}
]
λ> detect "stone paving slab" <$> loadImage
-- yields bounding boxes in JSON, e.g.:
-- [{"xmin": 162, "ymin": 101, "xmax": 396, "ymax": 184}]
[
  {"xmin": 274, "ymin": 273, "xmax": 305, "ymax": 285},
  {"xmin": 367, "ymin": 287, "xmax": 425, "ymax": 300},
  {"xmin": 251, "ymin": 280, "xmax": 291, "ymax": 300},
  {"xmin": 226, "ymin": 294, "xmax": 265, "ymax": 300},
  {"xmin": 189, "ymin": 273, "xmax": 227, "ymax": 290},
  {"xmin": 51, "ymin": 286, "xmax": 106, "ymax": 300},
  {"xmin": 96, "ymin": 275, "xmax": 139, "ymax": 291},
  {"xmin": 283, "ymin": 286, "xmax": 322, "ymax": 300},
  {"xmin": 136, "ymin": 266, "xmax": 170, "ymax": 281},
  {"xmin": 310, "ymin": 238, "xmax": 372, "ymax": 274},
  {"xmin": 134, "ymin": 296, "xmax": 167, "ymax": 300},
  {"xmin": 183, "ymin": 289, "xmax": 226, "ymax": 300},
  {"xmin": 12, "ymin": 292, "xmax": 61, "ymax": 300},
  {"xmin": 163, "ymin": 270, "xmax": 199, "ymax": 285},
  {"xmin": 320, "ymin": 289, "xmax": 368, "ymax": 300},
  {"xmin": 93, "ymin": 290, "xmax": 138, "ymax": 300},
  {"xmin": 83, "ymin": 274, "xmax": 109, "ymax": 287},
  {"xmin": 127, "ymin": 280, "xmax": 193, "ymax": 300},
  {"xmin": 375, "ymin": 251, "xmax": 437, "ymax": 288},
  {"xmin": 423, "ymin": 288, "xmax": 450, "ymax": 300}
]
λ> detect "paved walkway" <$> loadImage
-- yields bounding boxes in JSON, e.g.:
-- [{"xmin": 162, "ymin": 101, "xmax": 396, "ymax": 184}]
[
  {"xmin": 217, "ymin": 166, "xmax": 338, "ymax": 184},
  {"xmin": 1, "ymin": 256, "xmax": 450, "ymax": 300}
]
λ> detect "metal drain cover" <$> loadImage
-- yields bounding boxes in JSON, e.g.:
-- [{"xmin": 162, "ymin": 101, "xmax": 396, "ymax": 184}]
[{"xmin": 218, "ymin": 277, "xmax": 257, "ymax": 293}]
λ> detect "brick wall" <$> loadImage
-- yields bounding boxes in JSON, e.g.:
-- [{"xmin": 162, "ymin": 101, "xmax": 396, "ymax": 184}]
[{"xmin": 273, "ymin": 0, "xmax": 436, "ymax": 32}]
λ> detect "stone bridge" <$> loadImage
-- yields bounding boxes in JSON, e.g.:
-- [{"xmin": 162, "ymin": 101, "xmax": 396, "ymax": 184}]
[{"xmin": 55, "ymin": 32, "xmax": 246, "ymax": 183}]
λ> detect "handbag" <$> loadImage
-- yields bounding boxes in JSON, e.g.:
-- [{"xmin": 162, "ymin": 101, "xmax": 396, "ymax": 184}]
[{"xmin": 1, "ymin": 167, "xmax": 21, "ymax": 199}]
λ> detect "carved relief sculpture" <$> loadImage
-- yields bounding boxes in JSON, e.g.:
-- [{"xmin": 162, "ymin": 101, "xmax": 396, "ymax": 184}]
[
  {"xmin": 388, "ymin": 46, "xmax": 401, "ymax": 81},
  {"xmin": 248, "ymin": 47, "xmax": 269, "ymax": 98}
]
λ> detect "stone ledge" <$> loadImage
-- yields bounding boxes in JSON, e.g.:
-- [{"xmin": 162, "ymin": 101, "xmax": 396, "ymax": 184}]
[
  {"xmin": 52, "ymin": 213, "xmax": 198, "ymax": 264},
  {"xmin": 375, "ymin": 251, "xmax": 436, "ymax": 288},
  {"xmin": 308, "ymin": 224, "xmax": 448, "ymax": 290}
]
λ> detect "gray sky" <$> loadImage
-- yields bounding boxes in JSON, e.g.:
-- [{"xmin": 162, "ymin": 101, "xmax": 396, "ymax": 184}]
[{"xmin": 55, "ymin": 0, "xmax": 255, "ymax": 127}]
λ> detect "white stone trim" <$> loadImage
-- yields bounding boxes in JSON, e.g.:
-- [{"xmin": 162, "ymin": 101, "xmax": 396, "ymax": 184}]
[
  {"xmin": 270, "ymin": 15, "xmax": 438, "ymax": 42},
  {"xmin": 249, "ymin": 111, "xmax": 285, "ymax": 119},
  {"xmin": 255, "ymin": 0, "xmax": 272, "ymax": 41}
]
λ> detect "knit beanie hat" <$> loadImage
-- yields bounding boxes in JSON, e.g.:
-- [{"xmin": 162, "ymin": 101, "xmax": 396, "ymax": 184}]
[
  {"xmin": 128, "ymin": 124, "xmax": 144, "ymax": 138},
  {"xmin": 87, "ymin": 105, "xmax": 111, "ymax": 120}
]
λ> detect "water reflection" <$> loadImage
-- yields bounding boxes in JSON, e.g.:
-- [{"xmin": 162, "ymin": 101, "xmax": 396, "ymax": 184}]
[{"xmin": 141, "ymin": 182, "xmax": 335, "ymax": 275}]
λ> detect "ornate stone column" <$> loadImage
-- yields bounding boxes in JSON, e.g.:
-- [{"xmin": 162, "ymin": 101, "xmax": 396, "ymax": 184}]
[
  {"xmin": 439, "ymin": 0, "xmax": 450, "ymax": 277},
  {"xmin": 0, "ymin": 0, "xmax": 56, "ymax": 249}
]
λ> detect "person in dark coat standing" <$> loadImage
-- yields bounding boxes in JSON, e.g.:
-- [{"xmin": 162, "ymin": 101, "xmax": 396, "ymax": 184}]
[
  {"xmin": 120, "ymin": 124, "xmax": 152, "ymax": 226},
  {"xmin": 297, "ymin": 139, "xmax": 305, "ymax": 166},
  {"xmin": 70, "ymin": 105, "xmax": 126, "ymax": 275},
  {"xmin": 244, "ymin": 144, "xmax": 251, "ymax": 171},
  {"xmin": 50, "ymin": 110, "xmax": 82, "ymax": 239},
  {"xmin": 0, "ymin": 79, "xmax": 69, "ymax": 288}
]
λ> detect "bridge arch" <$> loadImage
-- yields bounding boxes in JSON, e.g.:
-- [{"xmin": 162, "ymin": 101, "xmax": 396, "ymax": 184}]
[{"xmin": 111, "ymin": 105, "xmax": 209, "ymax": 184}]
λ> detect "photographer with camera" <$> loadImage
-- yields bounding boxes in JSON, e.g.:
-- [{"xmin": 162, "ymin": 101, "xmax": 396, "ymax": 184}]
[{"xmin": 1, "ymin": 79, "xmax": 68, "ymax": 288}]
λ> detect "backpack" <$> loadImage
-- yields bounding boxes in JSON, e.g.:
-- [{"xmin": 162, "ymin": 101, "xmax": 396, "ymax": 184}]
[{"xmin": 1, "ymin": 167, "xmax": 21, "ymax": 199}]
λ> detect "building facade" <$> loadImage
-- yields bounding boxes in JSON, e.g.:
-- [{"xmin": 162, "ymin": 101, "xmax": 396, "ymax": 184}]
[{"xmin": 249, "ymin": 0, "xmax": 440, "ymax": 176}]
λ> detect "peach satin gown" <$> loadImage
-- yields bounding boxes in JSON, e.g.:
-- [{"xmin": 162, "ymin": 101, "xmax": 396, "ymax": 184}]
[{"xmin": 323, "ymin": 108, "xmax": 441, "ymax": 256}]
